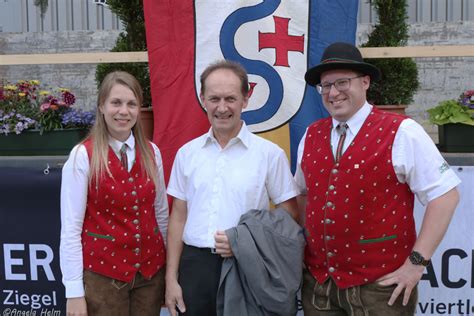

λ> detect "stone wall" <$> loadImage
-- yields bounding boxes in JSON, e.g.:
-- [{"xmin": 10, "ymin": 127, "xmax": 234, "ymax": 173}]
[
  {"xmin": 0, "ymin": 30, "xmax": 120, "ymax": 111},
  {"xmin": 357, "ymin": 21, "xmax": 474, "ymax": 140},
  {"xmin": 1, "ymin": 22, "xmax": 473, "ymax": 140}
]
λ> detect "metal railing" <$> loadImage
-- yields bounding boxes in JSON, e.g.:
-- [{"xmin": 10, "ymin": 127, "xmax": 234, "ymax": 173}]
[
  {"xmin": 0, "ymin": 0, "xmax": 121, "ymax": 32},
  {"xmin": 0, "ymin": 0, "xmax": 473, "ymax": 33},
  {"xmin": 359, "ymin": 0, "xmax": 474, "ymax": 23}
]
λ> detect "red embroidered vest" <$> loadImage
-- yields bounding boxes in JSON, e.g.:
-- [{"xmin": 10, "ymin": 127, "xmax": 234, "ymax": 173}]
[
  {"xmin": 82, "ymin": 139, "xmax": 166, "ymax": 282},
  {"xmin": 302, "ymin": 109, "xmax": 416, "ymax": 289}
]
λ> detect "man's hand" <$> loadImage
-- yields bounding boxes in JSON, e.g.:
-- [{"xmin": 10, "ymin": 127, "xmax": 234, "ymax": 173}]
[
  {"xmin": 66, "ymin": 297, "xmax": 87, "ymax": 316},
  {"xmin": 165, "ymin": 278, "xmax": 186, "ymax": 316},
  {"xmin": 214, "ymin": 231, "xmax": 233, "ymax": 257},
  {"xmin": 376, "ymin": 258, "xmax": 425, "ymax": 306}
]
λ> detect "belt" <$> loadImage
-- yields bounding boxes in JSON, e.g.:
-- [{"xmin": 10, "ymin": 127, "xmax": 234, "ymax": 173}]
[{"xmin": 184, "ymin": 244, "xmax": 217, "ymax": 254}]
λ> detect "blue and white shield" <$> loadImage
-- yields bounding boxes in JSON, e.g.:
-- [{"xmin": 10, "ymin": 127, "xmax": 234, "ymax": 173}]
[{"xmin": 194, "ymin": 0, "xmax": 309, "ymax": 133}]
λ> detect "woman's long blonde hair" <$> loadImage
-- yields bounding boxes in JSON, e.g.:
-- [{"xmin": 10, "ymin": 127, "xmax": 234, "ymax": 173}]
[{"xmin": 86, "ymin": 71, "xmax": 157, "ymax": 188}]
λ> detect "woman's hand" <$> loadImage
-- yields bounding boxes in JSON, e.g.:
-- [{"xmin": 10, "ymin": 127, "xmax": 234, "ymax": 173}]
[{"xmin": 66, "ymin": 297, "xmax": 87, "ymax": 316}]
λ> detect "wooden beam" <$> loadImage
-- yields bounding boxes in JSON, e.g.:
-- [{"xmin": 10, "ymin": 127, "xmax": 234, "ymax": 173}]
[
  {"xmin": 360, "ymin": 45, "xmax": 474, "ymax": 58},
  {"xmin": 0, "ymin": 46, "xmax": 473, "ymax": 66},
  {"xmin": 0, "ymin": 51, "xmax": 148, "ymax": 65}
]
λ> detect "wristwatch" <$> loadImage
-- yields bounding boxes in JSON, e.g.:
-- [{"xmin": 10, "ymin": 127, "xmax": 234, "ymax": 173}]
[{"xmin": 409, "ymin": 250, "xmax": 431, "ymax": 266}]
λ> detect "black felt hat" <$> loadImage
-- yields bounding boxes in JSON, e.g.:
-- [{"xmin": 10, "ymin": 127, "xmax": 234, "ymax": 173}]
[{"xmin": 305, "ymin": 42, "xmax": 381, "ymax": 86}]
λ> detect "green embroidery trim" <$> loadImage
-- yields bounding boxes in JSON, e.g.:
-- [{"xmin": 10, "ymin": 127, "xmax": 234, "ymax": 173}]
[
  {"xmin": 439, "ymin": 161, "xmax": 450, "ymax": 174},
  {"xmin": 87, "ymin": 232, "xmax": 114, "ymax": 241},
  {"xmin": 358, "ymin": 234, "xmax": 397, "ymax": 244}
]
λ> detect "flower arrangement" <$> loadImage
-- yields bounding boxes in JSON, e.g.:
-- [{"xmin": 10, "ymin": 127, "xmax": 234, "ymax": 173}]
[
  {"xmin": 0, "ymin": 80, "xmax": 95, "ymax": 135},
  {"xmin": 427, "ymin": 90, "xmax": 474, "ymax": 126}
]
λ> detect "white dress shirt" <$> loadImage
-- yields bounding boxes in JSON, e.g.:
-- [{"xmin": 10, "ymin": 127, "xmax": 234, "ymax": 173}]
[
  {"xmin": 60, "ymin": 132, "xmax": 169, "ymax": 298},
  {"xmin": 167, "ymin": 122, "xmax": 299, "ymax": 248},
  {"xmin": 294, "ymin": 102, "xmax": 461, "ymax": 205}
]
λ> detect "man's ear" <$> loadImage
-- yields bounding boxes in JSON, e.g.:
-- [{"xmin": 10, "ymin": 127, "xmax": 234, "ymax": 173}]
[
  {"xmin": 242, "ymin": 95, "xmax": 249, "ymax": 110},
  {"xmin": 362, "ymin": 75, "xmax": 371, "ymax": 91},
  {"xmin": 200, "ymin": 93, "xmax": 207, "ymax": 111}
]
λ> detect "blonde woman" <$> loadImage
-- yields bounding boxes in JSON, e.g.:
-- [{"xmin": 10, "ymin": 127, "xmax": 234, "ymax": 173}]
[{"xmin": 60, "ymin": 71, "xmax": 168, "ymax": 316}]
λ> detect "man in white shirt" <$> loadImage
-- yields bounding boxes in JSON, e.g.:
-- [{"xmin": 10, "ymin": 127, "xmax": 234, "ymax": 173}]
[
  {"xmin": 165, "ymin": 60, "xmax": 300, "ymax": 316},
  {"xmin": 295, "ymin": 42, "xmax": 460, "ymax": 315}
]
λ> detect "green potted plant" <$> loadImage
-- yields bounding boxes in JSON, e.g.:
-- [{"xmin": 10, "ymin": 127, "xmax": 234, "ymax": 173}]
[
  {"xmin": 362, "ymin": 0, "xmax": 419, "ymax": 114},
  {"xmin": 427, "ymin": 90, "xmax": 474, "ymax": 153},
  {"xmin": 95, "ymin": 0, "xmax": 154, "ymax": 140}
]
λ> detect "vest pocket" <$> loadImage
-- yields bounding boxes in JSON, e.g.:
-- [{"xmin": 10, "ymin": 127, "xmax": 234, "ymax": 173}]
[
  {"xmin": 358, "ymin": 234, "xmax": 397, "ymax": 244},
  {"xmin": 87, "ymin": 232, "xmax": 115, "ymax": 241}
]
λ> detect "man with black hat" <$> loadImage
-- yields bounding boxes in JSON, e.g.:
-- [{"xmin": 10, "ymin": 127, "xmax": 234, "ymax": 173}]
[{"xmin": 294, "ymin": 42, "xmax": 460, "ymax": 315}]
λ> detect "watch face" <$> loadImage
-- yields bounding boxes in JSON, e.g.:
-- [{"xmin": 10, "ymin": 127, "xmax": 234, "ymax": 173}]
[{"xmin": 410, "ymin": 251, "xmax": 423, "ymax": 265}]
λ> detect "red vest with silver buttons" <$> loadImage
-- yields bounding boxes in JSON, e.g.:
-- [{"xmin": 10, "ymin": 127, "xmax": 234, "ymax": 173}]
[
  {"xmin": 302, "ymin": 109, "xmax": 415, "ymax": 289},
  {"xmin": 82, "ymin": 140, "xmax": 166, "ymax": 282}
]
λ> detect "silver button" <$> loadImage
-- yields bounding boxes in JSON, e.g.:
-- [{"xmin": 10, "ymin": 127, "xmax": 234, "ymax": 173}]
[
  {"xmin": 128, "ymin": 177, "xmax": 134, "ymax": 182},
  {"xmin": 328, "ymin": 185, "xmax": 335, "ymax": 191},
  {"xmin": 134, "ymin": 263, "xmax": 141, "ymax": 269},
  {"xmin": 133, "ymin": 205, "xmax": 138, "ymax": 211},
  {"xmin": 325, "ymin": 218, "xmax": 332, "ymax": 224},
  {"xmin": 326, "ymin": 201, "xmax": 333, "ymax": 207},
  {"xmin": 134, "ymin": 248, "xmax": 140, "ymax": 254},
  {"xmin": 331, "ymin": 169, "xmax": 338, "ymax": 174},
  {"xmin": 325, "ymin": 235, "xmax": 332, "ymax": 241},
  {"xmin": 328, "ymin": 267, "xmax": 335, "ymax": 273},
  {"xmin": 131, "ymin": 191, "xmax": 137, "ymax": 196},
  {"xmin": 133, "ymin": 219, "xmax": 139, "ymax": 225},
  {"xmin": 135, "ymin": 234, "xmax": 141, "ymax": 239},
  {"xmin": 327, "ymin": 252, "xmax": 334, "ymax": 257}
]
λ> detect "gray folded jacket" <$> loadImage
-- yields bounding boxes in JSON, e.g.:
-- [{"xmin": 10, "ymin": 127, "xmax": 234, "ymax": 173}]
[{"xmin": 217, "ymin": 208, "xmax": 306, "ymax": 316}]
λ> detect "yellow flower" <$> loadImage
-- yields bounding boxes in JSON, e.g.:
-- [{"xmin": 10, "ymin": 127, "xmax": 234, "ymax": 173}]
[
  {"xmin": 29, "ymin": 80, "xmax": 40, "ymax": 85},
  {"xmin": 18, "ymin": 92, "xmax": 26, "ymax": 97},
  {"xmin": 4, "ymin": 85, "xmax": 17, "ymax": 91},
  {"xmin": 59, "ymin": 88, "xmax": 70, "ymax": 92},
  {"xmin": 39, "ymin": 90, "xmax": 50, "ymax": 96}
]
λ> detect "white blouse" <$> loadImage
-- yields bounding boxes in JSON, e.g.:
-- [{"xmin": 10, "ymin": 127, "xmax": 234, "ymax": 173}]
[{"xmin": 59, "ymin": 133, "xmax": 169, "ymax": 298}]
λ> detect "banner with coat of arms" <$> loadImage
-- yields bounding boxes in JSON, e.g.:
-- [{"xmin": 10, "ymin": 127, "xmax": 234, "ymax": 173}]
[{"xmin": 143, "ymin": 0, "xmax": 359, "ymax": 180}]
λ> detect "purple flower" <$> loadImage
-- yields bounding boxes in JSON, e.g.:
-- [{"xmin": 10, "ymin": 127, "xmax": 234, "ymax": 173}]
[{"xmin": 61, "ymin": 108, "xmax": 95, "ymax": 128}]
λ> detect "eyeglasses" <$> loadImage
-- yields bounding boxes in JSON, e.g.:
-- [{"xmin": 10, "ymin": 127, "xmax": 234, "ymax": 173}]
[{"xmin": 315, "ymin": 75, "xmax": 365, "ymax": 95}]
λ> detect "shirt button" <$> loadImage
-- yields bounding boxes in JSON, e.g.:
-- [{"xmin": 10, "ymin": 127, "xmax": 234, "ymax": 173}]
[
  {"xmin": 327, "ymin": 252, "xmax": 334, "ymax": 257},
  {"xmin": 133, "ymin": 219, "xmax": 139, "ymax": 225},
  {"xmin": 135, "ymin": 234, "xmax": 141, "ymax": 239},
  {"xmin": 325, "ymin": 218, "xmax": 332, "ymax": 224},
  {"xmin": 326, "ymin": 201, "xmax": 333, "ymax": 207},
  {"xmin": 133, "ymin": 205, "xmax": 139, "ymax": 211},
  {"xmin": 134, "ymin": 263, "xmax": 141, "ymax": 269},
  {"xmin": 328, "ymin": 267, "xmax": 335, "ymax": 273},
  {"xmin": 328, "ymin": 185, "xmax": 335, "ymax": 191},
  {"xmin": 131, "ymin": 191, "xmax": 137, "ymax": 196},
  {"xmin": 325, "ymin": 235, "xmax": 332, "ymax": 241},
  {"xmin": 331, "ymin": 169, "xmax": 338, "ymax": 174},
  {"xmin": 128, "ymin": 177, "xmax": 134, "ymax": 183},
  {"xmin": 134, "ymin": 248, "xmax": 140, "ymax": 254}
]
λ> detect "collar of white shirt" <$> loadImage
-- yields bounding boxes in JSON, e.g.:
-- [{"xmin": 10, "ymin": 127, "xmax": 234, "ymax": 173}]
[
  {"xmin": 331, "ymin": 101, "xmax": 373, "ymax": 137},
  {"xmin": 202, "ymin": 121, "xmax": 251, "ymax": 149},
  {"xmin": 108, "ymin": 132, "xmax": 136, "ymax": 156}
]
